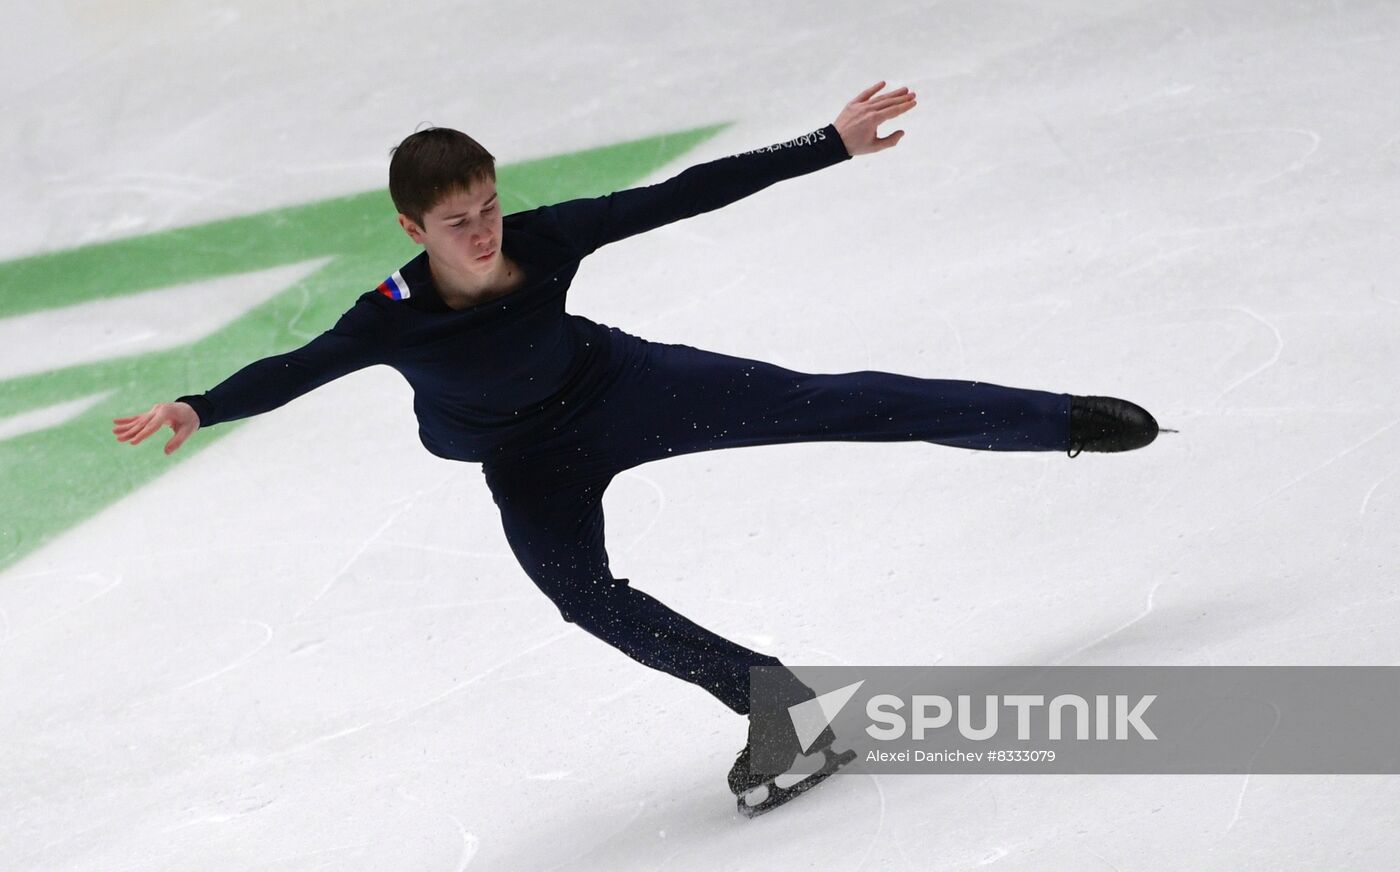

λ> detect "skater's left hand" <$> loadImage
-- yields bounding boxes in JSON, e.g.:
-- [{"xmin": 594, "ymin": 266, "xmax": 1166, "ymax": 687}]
[
  {"xmin": 112, "ymin": 401, "xmax": 200, "ymax": 456},
  {"xmin": 833, "ymin": 81, "xmax": 917, "ymax": 157}
]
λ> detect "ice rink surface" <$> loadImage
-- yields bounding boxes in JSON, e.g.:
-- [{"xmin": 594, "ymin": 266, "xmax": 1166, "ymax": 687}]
[{"xmin": 3, "ymin": 0, "xmax": 1399, "ymax": 868}]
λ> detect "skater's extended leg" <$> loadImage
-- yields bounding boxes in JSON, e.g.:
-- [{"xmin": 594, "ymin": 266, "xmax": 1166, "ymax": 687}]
[
  {"xmin": 594, "ymin": 338, "xmax": 1074, "ymax": 469},
  {"xmin": 481, "ymin": 459, "xmax": 781, "ymax": 714}
]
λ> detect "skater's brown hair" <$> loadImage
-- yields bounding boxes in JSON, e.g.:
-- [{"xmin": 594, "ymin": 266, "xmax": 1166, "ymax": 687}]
[{"xmin": 389, "ymin": 127, "xmax": 496, "ymax": 228}]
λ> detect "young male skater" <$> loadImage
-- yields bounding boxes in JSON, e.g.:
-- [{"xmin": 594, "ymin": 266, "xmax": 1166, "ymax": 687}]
[{"xmin": 113, "ymin": 81, "xmax": 1158, "ymax": 815}]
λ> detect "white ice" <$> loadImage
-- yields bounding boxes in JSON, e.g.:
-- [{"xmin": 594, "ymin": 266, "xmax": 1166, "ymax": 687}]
[{"xmin": 3, "ymin": 1, "xmax": 1399, "ymax": 869}]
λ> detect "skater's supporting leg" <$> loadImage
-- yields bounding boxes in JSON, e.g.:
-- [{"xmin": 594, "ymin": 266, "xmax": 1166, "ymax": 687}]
[{"xmin": 482, "ymin": 461, "xmax": 780, "ymax": 714}]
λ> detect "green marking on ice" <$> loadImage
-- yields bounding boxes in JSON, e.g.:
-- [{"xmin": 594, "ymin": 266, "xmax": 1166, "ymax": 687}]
[{"xmin": 0, "ymin": 123, "xmax": 729, "ymax": 574}]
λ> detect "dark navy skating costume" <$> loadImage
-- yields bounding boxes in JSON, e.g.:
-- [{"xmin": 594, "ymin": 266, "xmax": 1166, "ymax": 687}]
[{"xmin": 176, "ymin": 123, "xmax": 1072, "ymax": 714}]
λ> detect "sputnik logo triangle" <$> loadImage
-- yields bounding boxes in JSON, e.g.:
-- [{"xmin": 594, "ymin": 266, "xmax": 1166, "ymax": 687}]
[{"xmin": 789, "ymin": 679, "xmax": 864, "ymax": 753}]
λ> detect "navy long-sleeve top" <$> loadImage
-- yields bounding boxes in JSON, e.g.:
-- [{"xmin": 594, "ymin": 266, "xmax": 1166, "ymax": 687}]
[{"xmin": 176, "ymin": 123, "xmax": 852, "ymax": 463}]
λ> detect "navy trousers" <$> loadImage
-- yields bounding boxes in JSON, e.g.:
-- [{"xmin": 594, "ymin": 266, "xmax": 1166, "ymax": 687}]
[{"xmin": 481, "ymin": 332, "xmax": 1071, "ymax": 714}]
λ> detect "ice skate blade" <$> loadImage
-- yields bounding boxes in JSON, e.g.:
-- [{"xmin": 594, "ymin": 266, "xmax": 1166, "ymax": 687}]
[{"xmin": 736, "ymin": 747, "xmax": 857, "ymax": 818}]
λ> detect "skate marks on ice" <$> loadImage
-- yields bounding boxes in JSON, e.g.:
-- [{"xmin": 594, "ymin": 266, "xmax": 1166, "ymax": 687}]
[
  {"xmin": 1227, "ymin": 415, "xmax": 1400, "ymax": 528},
  {"xmin": 1026, "ymin": 124, "xmax": 1322, "ymax": 242},
  {"xmin": 396, "ymin": 786, "xmax": 482, "ymax": 872},
  {"xmin": 1046, "ymin": 580, "xmax": 1165, "ymax": 667},
  {"xmin": 503, "ymin": 764, "xmax": 884, "ymax": 871},
  {"xmin": 1103, "ymin": 127, "xmax": 1322, "ymax": 204},
  {"xmin": 0, "ymin": 567, "xmax": 124, "ymax": 644},
  {"xmin": 253, "ymin": 625, "xmax": 580, "ymax": 768}
]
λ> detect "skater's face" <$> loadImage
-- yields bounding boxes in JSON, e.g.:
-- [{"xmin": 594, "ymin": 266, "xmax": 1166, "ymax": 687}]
[{"xmin": 397, "ymin": 178, "xmax": 504, "ymax": 276}]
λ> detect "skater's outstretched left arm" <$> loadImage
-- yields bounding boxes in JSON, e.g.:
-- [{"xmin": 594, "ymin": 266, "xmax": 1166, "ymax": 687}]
[
  {"xmin": 550, "ymin": 80, "xmax": 917, "ymax": 257},
  {"xmin": 112, "ymin": 297, "xmax": 386, "ymax": 455}
]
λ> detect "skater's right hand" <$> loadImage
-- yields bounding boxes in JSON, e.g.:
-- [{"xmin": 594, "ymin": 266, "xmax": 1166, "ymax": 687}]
[
  {"xmin": 113, "ymin": 402, "xmax": 200, "ymax": 455},
  {"xmin": 833, "ymin": 81, "xmax": 917, "ymax": 157}
]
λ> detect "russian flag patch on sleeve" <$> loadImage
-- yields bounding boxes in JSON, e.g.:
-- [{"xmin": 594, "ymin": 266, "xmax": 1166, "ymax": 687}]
[{"xmin": 376, "ymin": 270, "xmax": 411, "ymax": 300}]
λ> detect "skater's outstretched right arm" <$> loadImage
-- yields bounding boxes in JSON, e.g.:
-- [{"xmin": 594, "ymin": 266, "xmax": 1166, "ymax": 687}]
[{"xmin": 113, "ymin": 301, "xmax": 386, "ymax": 455}]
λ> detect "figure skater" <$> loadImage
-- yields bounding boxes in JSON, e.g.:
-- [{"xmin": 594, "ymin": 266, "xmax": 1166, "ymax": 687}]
[{"xmin": 113, "ymin": 81, "xmax": 1158, "ymax": 815}]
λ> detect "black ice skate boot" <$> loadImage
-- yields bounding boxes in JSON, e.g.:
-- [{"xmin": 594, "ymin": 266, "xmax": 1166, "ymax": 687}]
[
  {"xmin": 727, "ymin": 725, "xmax": 838, "ymax": 793},
  {"xmin": 1067, "ymin": 395, "xmax": 1159, "ymax": 458},
  {"xmin": 728, "ymin": 667, "xmax": 835, "ymax": 795},
  {"xmin": 729, "ymin": 667, "xmax": 854, "ymax": 816},
  {"xmin": 730, "ymin": 714, "xmax": 852, "ymax": 817}
]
